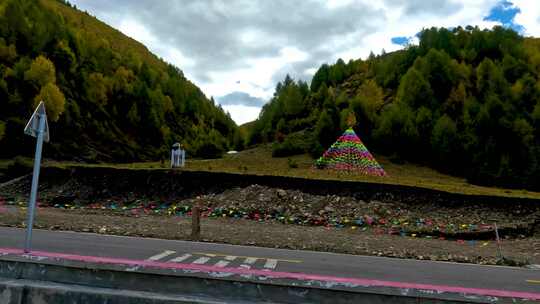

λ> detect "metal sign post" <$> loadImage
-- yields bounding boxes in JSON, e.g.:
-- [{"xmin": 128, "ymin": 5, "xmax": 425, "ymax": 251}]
[{"xmin": 23, "ymin": 101, "xmax": 49, "ymax": 253}]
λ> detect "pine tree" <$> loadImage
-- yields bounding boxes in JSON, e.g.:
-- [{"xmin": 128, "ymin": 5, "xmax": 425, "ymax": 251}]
[
  {"xmin": 316, "ymin": 110, "xmax": 335, "ymax": 148},
  {"xmin": 396, "ymin": 68, "xmax": 434, "ymax": 109}
]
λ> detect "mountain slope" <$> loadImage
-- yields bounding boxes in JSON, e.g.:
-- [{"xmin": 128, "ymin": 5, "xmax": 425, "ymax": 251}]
[
  {"xmin": 249, "ymin": 26, "xmax": 540, "ymax": 190},
  {"xmin": 0, "ymin": 0, "xmax": 239, "ymax": 162}
]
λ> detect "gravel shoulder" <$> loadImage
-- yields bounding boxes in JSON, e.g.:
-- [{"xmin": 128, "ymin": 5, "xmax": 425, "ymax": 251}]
[{"xmin": 0, "ymin": 207, "xmax": 538, "ymax": 266}]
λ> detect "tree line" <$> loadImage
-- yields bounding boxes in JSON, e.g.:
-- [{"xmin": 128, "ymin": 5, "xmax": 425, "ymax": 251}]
[
  {"xmin": 0, "ymin": 0, "xmax": 240, "ymax": 162},
  {"xmin": 249, "ymin": 26, "xmax": 540, "ymax": 190}
]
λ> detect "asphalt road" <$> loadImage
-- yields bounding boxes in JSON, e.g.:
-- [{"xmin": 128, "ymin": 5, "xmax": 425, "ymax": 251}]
[{"xmin": 0, "ymin": 227, "xmax": 538, "ymax": 294}]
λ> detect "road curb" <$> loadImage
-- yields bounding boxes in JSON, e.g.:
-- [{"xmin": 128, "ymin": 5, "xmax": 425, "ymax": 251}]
[{"xmin": 0, "ymin": 249, "xmax": 538, "ymax": 303}]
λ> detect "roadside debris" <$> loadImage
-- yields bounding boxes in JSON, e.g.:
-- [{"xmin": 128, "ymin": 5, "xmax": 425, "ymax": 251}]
[{"xmin": 1, "ymin": 184, "xmax": 538, "ymax": 241}]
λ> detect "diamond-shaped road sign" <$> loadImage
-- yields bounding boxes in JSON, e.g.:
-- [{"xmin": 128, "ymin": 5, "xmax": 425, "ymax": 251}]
[
  {"xmin": 24, "ymin": 101, "xmax": 50, "ymax": 142},
  {"xmin": 23, "ymin": 101, "xmax": 50, "ymax": 253}
]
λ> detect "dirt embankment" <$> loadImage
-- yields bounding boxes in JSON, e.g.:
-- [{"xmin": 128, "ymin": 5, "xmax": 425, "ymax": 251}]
[{"xmin": 1, "ymin": 167, "xmax": 539, "ymax": 265}]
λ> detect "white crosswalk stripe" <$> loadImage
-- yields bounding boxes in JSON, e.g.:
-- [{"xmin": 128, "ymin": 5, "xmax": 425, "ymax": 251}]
[
  {"xmin": 193, "ymin": 257, "xmax": 211, "ymax": 264},
  {"xmin": 146, "ymin": 250, "xmax": 176, "ymax": 261},
  {"xmin": 214, "ymin": 260, "xmax": 230, "ymax": 267},
  {"xmin": 150, "ymin": 251, "xmax": 285, "ymax": 270},
  {"xmin": 239, "ymin": 257, "xmax": 257, "ymax": 269},
  {"xmin": 264, "ymin": 259, "xmax": 278, "ymax": 269},
  {"xmin": 169, "ymin": 254, "xmax": 192, "ymax": 263}
]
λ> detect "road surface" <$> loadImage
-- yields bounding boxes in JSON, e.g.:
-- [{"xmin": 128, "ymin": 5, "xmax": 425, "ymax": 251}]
[{"xmin": 0, "ymin": 227, "xmax": 538, "ymax": 294}]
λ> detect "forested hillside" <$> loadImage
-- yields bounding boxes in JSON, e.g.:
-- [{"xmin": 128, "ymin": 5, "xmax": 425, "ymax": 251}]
[
  {"xmin": 0, "ymin": 0, "xmax": 239, "ymax": 162},
  {"xmin": 250, "ymin": 26, "xmax": 540, "ymax": 190}
]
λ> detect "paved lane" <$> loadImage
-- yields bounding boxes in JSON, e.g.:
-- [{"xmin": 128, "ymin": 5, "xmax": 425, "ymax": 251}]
[{"xmin": 0, "ymin": 227, "xmax": 538, "ymax": 294}]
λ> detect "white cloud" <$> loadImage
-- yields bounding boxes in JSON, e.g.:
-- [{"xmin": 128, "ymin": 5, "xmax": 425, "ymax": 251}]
[
  {"xmin": 118, "ymin": 19, "xmax": 156, "ymax": 45},
  {"xmin": 326, "ymin": 0, "xmax": 356, "ymax": 9},
  {"xmin": 203, "ymin": 46, "xmax": 309, "ymax": 100},
  {"xmin": 221, "ymin": 105, "xmax": 262, "ymax": 125},
  {"xmin": 304, "ymin": 67, "xmax": 318, "ymax": 76},
  {"xmin": 512, "ymin": 0, "xmax": 540, "ymax": 37},
  {"xmin": 162, "ymin": 48, "xmax": 196, "ymax": 69},
  {"xmin": 336, "ymin": 0, "xmax": 500, "ymax": 61},
  {"xmin": 72, "ymin": 0, "xmax": 539, "ymax": 125},
  {"xmin": 239, "ymin": 29, "xmax": 267, "ymax": 45}
]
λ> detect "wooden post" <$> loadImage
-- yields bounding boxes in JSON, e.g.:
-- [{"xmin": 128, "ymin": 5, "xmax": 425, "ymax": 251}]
[
  {"xmin": 494, "ymin": 222, "xmax": 503, "ymax": 260},
  {"xmin": 191, "ymin": 197, "xmax": 201, "ymax": 240}
]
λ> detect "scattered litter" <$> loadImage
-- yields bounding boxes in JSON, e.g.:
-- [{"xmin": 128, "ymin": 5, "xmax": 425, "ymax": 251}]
[{"xmin": 2, "ymin": 184, "xmax": 537, "ymax": 243}]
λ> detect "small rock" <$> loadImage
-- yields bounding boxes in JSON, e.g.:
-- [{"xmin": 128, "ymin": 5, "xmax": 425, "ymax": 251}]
[
  {"xmin": 324, "ymin": 206, "xmax": 335, "ymax": 212},
  {"xmin": 276, "ymin": 189, "xmax": 287, "ymax": 198}
]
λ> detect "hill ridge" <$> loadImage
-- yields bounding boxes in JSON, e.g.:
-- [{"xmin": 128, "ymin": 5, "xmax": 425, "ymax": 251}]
[{"xmin": 0, "ymin": 0, "xmax": 240, "ymax": 162}]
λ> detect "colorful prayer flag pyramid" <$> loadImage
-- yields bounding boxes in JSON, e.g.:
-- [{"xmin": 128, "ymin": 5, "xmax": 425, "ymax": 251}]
[{"xmin": 315, "ymin": 128, "xmax": 387, "ymax": 176}]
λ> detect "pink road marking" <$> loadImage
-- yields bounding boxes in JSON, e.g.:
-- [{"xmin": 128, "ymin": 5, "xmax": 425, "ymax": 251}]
[{"xmin": 0, "ymin": 247, "xmax": 538, "ymax": 300}]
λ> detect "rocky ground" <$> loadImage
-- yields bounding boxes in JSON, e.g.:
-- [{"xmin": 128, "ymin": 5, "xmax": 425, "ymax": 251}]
[
  {"xmin": 1, "ymin": 169, "xmax": 539, "ymax": 266},
  {"xmin": 3, "ymin": 181, "xmax": 539, "ymax": 238}
]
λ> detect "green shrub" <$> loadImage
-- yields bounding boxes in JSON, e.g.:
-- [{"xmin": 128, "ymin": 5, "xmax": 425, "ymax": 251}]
[
  {"xmin": 197, "ymin": 142, "xmax": 224, "ymax": 159},
  {"xmin": 272, "ymin": 141, "xmax": 304, "ymax": 157},
  {"xmin": 287, "ymin": 158, "xmax": 298, "ymax": 168},
  {"xmin": 271, "ymin": 130, "xmax": 314, "ymax": 157},
  {"xmin": 308, "ymin": 141, "xmax": 325, "ymax": 158}
]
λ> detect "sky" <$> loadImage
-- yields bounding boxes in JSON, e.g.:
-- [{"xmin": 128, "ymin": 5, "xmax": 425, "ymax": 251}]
[{"xmin": 70, "ymin": 0, "xmax": 540, "ymax": 125}]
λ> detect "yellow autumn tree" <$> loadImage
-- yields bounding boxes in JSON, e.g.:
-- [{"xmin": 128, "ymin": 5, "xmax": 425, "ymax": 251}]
[
  {"xmin": 355, "ymin": 79, "xmax": 384, "ymax": 122},
  {"xmin": 34, "ymin": 82, "xmax": 65, "ymax": 122},
  {"xmin": 24, "ymin": 55, "xmax": 56, "ymax": 87},
  {"xmin": 87, "ymin": 72, "xmax": 109, "ymax": 105}
]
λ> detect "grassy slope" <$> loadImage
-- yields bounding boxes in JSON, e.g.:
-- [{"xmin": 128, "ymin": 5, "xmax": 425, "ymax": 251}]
[
  {"xmin": 41, "ymin": 0, "xmax": 163, "ymax": 68},
  {"xmin": 43, "ymin": 146, "xmax": 540, "ymax": 199}
]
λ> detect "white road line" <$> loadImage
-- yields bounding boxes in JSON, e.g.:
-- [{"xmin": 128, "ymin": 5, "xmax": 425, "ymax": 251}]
[
  {"xmin": 244, "ymin": 257, "xmax": 257, "ymax": 264},
  {"xmin": 214, "ymin": 260, "xmax": 230, "ymax": 267},
  {"xmin": 192, "ymin": 257, "xmax": 211, "ymax": 264},
  {"xmin": 146, "ymin": 250, "xmax": 175, "ymax": 261},
  {"xmin": 169, "ymin": 254, "xmax": 192, "ymax": 263},
  {"xmin": 264, "ymin": 259, "xmax": 278, "ymax": 269},
  {"xmin": 224, "ymin": 255, "xmax": 237, "ymax": 261},
  {"xmin": 239, "ymin": 264, "xmax": 251, "ymax": 269}
]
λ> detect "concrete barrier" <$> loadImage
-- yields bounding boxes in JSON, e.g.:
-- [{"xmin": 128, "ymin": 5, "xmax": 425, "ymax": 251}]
[{"xmin": 0, "ymin": 253, "xmax": 532, "ymax": 304}]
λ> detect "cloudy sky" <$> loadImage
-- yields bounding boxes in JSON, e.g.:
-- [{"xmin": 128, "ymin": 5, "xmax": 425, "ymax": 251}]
[{"xmin": 71, "ymin": 0, "xmax": 540, "ymax": 124}]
